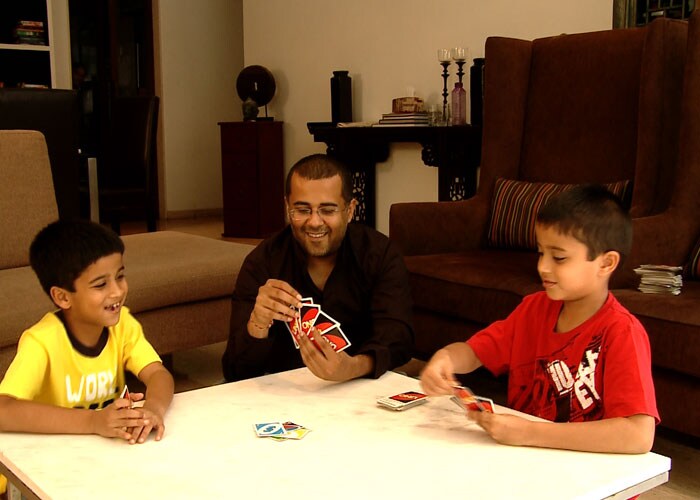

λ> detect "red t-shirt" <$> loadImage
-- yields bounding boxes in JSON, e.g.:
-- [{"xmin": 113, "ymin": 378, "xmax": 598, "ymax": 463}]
[{"xmin": 467, "ymin": 292, "xmax": 659, "ymax": 424}]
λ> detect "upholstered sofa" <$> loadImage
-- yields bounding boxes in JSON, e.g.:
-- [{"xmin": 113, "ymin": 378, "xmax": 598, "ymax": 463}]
[
  {"xmin": 0, "ymin": 130, "xmax": 254, "ymax": 377},
  {"xmin": 390, "ymin": 14, "xmax": 700, "ymax": 439}
]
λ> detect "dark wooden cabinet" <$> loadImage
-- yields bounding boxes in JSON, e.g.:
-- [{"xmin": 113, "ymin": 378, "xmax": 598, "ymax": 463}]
[{"xmin": 219, "ymin": 121, "xmax": 285, "ymax": 238}]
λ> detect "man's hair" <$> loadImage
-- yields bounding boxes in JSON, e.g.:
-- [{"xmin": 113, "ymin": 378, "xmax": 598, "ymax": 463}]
[
  {"xmin": 285, "ymin": 154, "xmax": 353, "ymax": 203},
  {"xmin": 29, "ymin": 219, "xmax": 125, "ymax": 296},
  {"xmin": 536, "ymin": 184, "xmax": 632, "ymax": 263}
]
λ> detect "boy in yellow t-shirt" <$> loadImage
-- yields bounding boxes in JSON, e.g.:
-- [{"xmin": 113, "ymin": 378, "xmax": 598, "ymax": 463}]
[{"xmin": 0, "ymin": 220, "xmax": 174, "ymax": 462}]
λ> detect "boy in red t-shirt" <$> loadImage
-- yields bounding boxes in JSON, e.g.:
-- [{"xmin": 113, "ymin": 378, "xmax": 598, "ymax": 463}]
[{"xmin": 421, "ymin": 185, "xmax": 658, "ymax": 454}]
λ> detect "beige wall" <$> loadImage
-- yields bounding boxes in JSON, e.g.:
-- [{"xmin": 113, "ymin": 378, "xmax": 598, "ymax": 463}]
[
  {"xmin": 243, "ymin": 0, "xmax": 613, "ymax": 234},
  {"xmin": 156, "ymin": 0, "xmax": 244, "ymax": 216}
]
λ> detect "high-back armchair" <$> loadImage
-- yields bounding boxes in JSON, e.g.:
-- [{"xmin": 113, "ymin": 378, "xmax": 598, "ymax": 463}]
[{"xmin": 390, "ymin": 15, "xmax": 697, "ymax": 354}]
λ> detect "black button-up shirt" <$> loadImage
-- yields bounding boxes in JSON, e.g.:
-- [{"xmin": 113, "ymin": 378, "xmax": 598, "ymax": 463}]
[{"xmin": 222, "ymin": 224, "xmax": 414, "ymax": 381}]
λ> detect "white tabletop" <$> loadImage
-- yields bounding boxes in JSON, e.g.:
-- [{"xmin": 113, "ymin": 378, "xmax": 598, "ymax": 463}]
[{"xmin": 0, "ymin": 368, "xmax": 670, "ymax": 500}]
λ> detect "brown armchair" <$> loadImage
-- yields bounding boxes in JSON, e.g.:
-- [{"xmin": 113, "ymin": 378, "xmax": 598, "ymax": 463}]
[{"xmin": 390, "ymin": 14, "xmax": 700, "ymax": 438}]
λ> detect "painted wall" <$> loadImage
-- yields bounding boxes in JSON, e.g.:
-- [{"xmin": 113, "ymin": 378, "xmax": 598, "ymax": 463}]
[
  {"xmin": 242, "ymin": 0, "xmax": 613, "ymax": 234},
  {"xmin": 156, "ymin": 0, "xmax": 243, "ymax": 216}
]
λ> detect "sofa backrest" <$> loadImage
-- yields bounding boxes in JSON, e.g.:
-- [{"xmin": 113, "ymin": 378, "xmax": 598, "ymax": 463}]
[
  {"xmin": 479, "ymin": 17, "xmax": 688, "ymax": 219},
  {"xmin": 0, "ymin": 130, "xmax": 59, "ymax": 269}
]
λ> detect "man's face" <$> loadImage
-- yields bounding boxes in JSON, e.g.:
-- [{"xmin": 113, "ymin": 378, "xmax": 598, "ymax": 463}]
[{"xmin": 286, "ymin": 173, "xmax": 355, "ymax": 259}]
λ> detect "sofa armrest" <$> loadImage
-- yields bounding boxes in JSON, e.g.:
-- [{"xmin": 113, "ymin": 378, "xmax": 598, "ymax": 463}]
[{"xmin": 389, "ymin": 194, "xmax": 491, "ymax": 256}]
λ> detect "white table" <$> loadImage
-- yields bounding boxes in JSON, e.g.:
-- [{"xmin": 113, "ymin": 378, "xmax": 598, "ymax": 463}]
[{"xmin": 0, "ymin": 369, "xmax": 670, "ymax": 500}]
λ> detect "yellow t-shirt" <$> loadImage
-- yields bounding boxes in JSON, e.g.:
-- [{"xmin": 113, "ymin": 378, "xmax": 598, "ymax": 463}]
[{"xmin": 0, "ymin": 306, "xmax": 161, "ymax": 409}]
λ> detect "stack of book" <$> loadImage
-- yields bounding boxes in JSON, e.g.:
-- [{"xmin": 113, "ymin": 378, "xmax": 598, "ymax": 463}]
[
  {"xmin": 374, "ymin": 112, "xmax": 429, "ymax": 127},
  {"xmin": 634, "ymin": 264, "xmax": 684, "ymax": 295},
  {"xmin": 13, "ymin": 20, "xmax": 46, "ymax": 46}
]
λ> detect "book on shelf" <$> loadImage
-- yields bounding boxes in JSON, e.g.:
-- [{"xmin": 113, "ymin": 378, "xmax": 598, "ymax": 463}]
[
  {"xmin": 373, "ymin": 122, "xmax": 429, "ymax": 127},
  {"xmin": 18, "ymin": 20, "xmax": 45, "ymax": 28},
  {"xmin": 380, "ymin": 112, "xmax": 429, "ymax": 120}
]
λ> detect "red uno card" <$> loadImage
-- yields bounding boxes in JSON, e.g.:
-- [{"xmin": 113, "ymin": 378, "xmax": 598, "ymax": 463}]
[
  {"xmin": 318, "ymin": 325, "xmax": 351, "ymax": 352},
  {"xmin": 452, "ymin": 386, "xmax": 494, "ymax": 413},
  {"xmin": 311, "ymin": 310, "xmax": 339, "ymax": 334},
  {"xmin": 299, "ymin": 304, "xmax": 321, "ymax": 336}
]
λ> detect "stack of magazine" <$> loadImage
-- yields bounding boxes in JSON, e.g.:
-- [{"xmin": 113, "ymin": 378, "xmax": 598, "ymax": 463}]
[
  {"xmin": 373, "ymin": 112, "xmax": 429, "ymax": 127},
  {"xmin": 634, "ymin": 264, "xmax": 683, "ymax": 295}
]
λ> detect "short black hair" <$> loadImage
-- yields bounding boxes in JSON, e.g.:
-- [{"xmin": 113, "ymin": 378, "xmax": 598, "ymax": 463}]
[
  {"xmin": 29, "ymin": 220, "xmax": 125, "ymax": 296},
  {"xmin": 536, "ymin": 184, "xmax": 632, "ymax": 263},
  {"xmin": 285, "ymin": 154, "xmax": 354, "ymax": 203}
]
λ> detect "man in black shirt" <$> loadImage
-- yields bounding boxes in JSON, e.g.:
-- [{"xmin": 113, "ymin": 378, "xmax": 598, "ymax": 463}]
[{"xmin": 222, "ymin": 154, "xmax": 414, "ymax": 382}]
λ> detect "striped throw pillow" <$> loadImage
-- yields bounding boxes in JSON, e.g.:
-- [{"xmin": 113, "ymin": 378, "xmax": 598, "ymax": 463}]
[
  {"xmin": 686, "ymin": 238, "xmax": 700, "ymax": 280},
  {"xmin": 487, "ymin": 178, "xmax": 631, "ymax": 250}
]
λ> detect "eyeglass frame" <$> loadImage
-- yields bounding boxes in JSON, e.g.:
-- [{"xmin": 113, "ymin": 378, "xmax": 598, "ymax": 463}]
[{"xmin": 287, "ymin": 204, "xmax": 352, "ymax": 222}]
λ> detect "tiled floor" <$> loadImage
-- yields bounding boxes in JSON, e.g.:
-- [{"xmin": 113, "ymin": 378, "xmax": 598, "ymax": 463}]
[{"xmin": 126, "ymin": 216, "xmax": 700, "ymax": 499}]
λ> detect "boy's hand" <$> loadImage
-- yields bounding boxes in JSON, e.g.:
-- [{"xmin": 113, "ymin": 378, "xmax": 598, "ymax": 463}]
[
  {"xmin": 420, "ymin": 348, "xmax": 459, "ymax": 396},
  {"xmin": 467, "ymin": 410, "xmax": 532, "ymax": 446},
  {"xmin": 127, "ymin": 401, "xmax": 166, "ymax": 444},
  {"xmin": 92, "ymin": 398, "xmax": 149, "ymax": 441}
]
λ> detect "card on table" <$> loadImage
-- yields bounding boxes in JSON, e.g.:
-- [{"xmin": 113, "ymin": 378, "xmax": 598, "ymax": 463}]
[
  {"xmin": 253, "ymin": 422, "xmax": 287, "ymax": 437},
  {"xmin": 452, "ymin": 385, "xmax": 494, "ymax": 413},
  {"xmin": 270, "ymin": 421, "xmax": 312, "ymax": 441}
]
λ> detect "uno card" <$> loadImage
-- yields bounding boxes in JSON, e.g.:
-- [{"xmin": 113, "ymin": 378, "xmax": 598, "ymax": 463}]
[
  {"xmin": 317, "ymin": 325, "xmax": 351, "ymax": 352},
  {"xmin": 120, "ymin": 384, "xmax": 133, "ymax": 408},
  {"xmin": 285, "ymin": 305, "xmax": 302, "ymax": 348},
  {"xmin": 270, "ymin": 421, "xmax": 312, "ymax": 441},
  {"xmin": 310, "ymin": 310, "xmax": 338, "ymax": 334},
  {"xmin": 301, "ymin": 297, "xmax": 314, "ymax": 304},
  {"xmin": 253, "ymin": 422, "xmax": 287, "ymax": 437},
  {"xmin": 377, "ymin": 391, "xmax": 428, "ymax": 411},
  {"xmin": 452, "ymin": 386, "xmax": 494, "ymax": 413},
  {"xmin": 299, "ymin": 304, "xmax": 321, "ymax": 335}
]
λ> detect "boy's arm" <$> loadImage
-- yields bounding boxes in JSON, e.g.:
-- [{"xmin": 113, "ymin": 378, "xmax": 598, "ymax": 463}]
[
  {"xmin": 420, "ymin": 342, "xmax": 483, "ymax": 395},
  {"xmin": 471, "ymin": 412, "xmax": 656, "ymax": 454},
  {"xmin": 0, "ymin": 394, "xmax": 145, "ymax": 439},
  {"xmin": 138, "ymin": 361, "xmax": 174, "ymax": 418}
]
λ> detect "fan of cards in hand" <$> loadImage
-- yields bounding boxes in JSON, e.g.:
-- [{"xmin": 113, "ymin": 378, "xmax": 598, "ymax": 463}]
[{"xmin": 285, "ymin": 297, "xmax": 351, "ymax": 352}]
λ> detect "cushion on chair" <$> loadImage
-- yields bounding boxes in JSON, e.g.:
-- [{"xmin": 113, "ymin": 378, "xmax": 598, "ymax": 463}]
[
  {"xmin": 487, "ymin": 178, "xmax": 631, "ymax": 250},
  {"xmin": 685, "ymin": 237, "xmax": 700, "ymax": 279}
]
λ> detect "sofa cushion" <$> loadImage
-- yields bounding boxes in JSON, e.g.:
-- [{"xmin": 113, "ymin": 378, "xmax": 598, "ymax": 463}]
[
  {"xmin": 487, "ymin": 178, "xmax": 631, "ymax": 250},
  {"xmin": 685, "ymin": 237, "xmax": 700, "ymax": 279},
  {"xmin": 122, "ymin": 231, "xmax": 252, "ymax": 311},
  {"xmin": 404, "ymin": 250, "xmax": 541, "ymax": 326},
  {"xmin": 0, "ymin": 266, "xmax": 54, "ymax": 348}
]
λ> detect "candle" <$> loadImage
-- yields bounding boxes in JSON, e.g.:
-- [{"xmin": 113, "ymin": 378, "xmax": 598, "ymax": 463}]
[
  {"xmin": 437, "ymin": 48, "xmax": 451, "ymax": 63},
  {"xmin": 451, "ymin": 47, "xmax": 467, "ymax": 62}
]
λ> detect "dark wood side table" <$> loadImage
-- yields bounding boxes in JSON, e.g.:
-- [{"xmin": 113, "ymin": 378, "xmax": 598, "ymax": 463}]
[
  {"xmin": 218, "ymin": 121, "xmax": 285, "ymax": 238},
  {"xmin": 306, "ymin": 122, "xmax": 481, "ymax": 227}
]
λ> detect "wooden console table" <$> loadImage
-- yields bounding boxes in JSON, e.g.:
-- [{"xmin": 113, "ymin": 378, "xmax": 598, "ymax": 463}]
[{"xmin": 307, "ymin": 122, "xmax": 481, "ymax": 226}]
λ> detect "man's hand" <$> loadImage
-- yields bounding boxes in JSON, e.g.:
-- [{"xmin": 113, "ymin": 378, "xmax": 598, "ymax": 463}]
[
  {"xmin": 249, "ymin": 279, "xmax": 302, "ymax": 338},
  {"xmin": 420, "ymin": 348, "xmax": 459, "ymax": 396},
  {"xmin": 298, "ymin": 328, "xmax": 371, "ymax": 381}
]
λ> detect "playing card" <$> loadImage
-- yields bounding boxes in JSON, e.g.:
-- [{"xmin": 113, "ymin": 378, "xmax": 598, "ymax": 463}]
[
  {"xmin": 452, "ymin": 386, "xmax": 494, "ymax": 413},
  {"xmin": 317, "ymin": 325, "xmax": 351, "ymax": 352},
  {"xmin": 299, "ymin": 304, "xmax": 321, "ymax": 335},
  {"xmin": 270, "ymin": 421, "xmax": 312, "ymax": 441},
  {"xmin": 253, "ymin": 422, "xmax": 287, "ymax": 437},
  {"xmin": 311, "ymin": 310, "xmax": 339, "ymax": 334},
  {"xmin": 301, "ymin": 297, "xmax": 314, "ymax": 304},
  {"xmin": 285, "ymin": 305, "xmax": 301, "ymax": 348},
  {"xmin": 120, "ymin": 384, "xmax": 133, "ymax": 408}
]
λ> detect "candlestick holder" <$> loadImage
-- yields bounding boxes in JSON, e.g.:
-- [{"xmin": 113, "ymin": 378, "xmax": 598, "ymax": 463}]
[
  {"xmin": 454, "ymin": 60, "xmax": 466, "ymax": 84},
  {"xmin": 440, "ymin": 61, "xmax": 451, "ymax": 123}
]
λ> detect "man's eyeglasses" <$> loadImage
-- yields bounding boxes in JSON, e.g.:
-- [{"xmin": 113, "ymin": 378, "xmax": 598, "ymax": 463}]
[{"xmin": 288, "ymin": 206, "xmax": 345, "ymax": 222}]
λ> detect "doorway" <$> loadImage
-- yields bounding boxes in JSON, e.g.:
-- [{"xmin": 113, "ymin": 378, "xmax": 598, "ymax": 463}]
[{"xmin": 69, "ymin": 0, "xmax": 158, "ymax": 223}]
